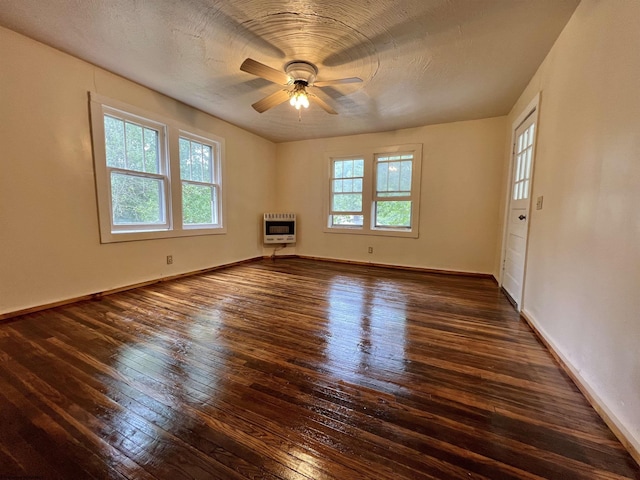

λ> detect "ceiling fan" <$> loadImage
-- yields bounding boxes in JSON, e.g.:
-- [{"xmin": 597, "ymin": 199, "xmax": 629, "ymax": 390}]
[{"xmin": 240, "ymin": 58, "xmax": 362, "ymax": 115}]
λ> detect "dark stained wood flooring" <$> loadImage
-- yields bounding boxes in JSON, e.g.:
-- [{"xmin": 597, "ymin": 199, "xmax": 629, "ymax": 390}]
[{"xmin": 0, "ymin": 258, "xmax": 638, "ymax": 479}]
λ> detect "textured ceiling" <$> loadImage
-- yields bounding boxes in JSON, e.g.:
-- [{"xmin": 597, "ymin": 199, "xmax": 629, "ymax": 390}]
[{"xmin": 0, "ymin": 0, "xmax": 579, "ymax": 143}]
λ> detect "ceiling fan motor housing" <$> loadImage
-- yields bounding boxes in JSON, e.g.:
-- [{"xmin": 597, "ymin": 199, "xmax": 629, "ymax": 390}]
[{"xmin": 285, "ymin": 60, "xmax": 318, "ymax": 85}]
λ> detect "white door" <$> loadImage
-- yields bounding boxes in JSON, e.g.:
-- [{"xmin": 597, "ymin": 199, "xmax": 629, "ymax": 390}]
[{"xmin": 502, "ymin": 113, "xmax": 537, "ymax": 309}]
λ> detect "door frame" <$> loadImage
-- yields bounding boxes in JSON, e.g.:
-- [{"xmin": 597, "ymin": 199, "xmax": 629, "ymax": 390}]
[{"xmin": 499, "ymin": 92, "xmax": 541, "ymax": 311}]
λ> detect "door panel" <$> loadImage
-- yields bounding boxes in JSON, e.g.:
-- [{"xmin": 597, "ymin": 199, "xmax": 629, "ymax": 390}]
[{"xmin": 502, "ymin": 113, "xmax": 537, "ymax": 309}]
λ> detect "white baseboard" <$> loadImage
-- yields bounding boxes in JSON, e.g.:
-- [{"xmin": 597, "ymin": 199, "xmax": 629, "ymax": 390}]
[{"xmin": 520, "ymin": 309, "xmax": 640, "ymax": 467}]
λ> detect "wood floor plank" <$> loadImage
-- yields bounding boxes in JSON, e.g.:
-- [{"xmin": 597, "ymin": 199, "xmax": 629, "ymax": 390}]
[{"xmin": 0, "ymin": 258, "xmax": 638, "ymax": 479}]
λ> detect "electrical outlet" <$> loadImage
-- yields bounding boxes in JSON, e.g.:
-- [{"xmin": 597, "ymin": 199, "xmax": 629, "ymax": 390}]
[
  {"xmin": 368, "ymin": 247, "xmax": 373, "ymax": 254},
  {"xmin": 166, "ymin": 255, "xmax": 173, "ymax": 265},
  {"xmin": 536, "ymin": 196, "xmax": 544, "ymax": 210}
]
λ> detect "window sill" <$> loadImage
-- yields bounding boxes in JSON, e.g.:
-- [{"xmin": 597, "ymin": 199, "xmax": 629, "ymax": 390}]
[
  {"xmin": 100, "ymin": 226, "xmax": 226, "ymax": 244},
  {"xmin": 323, "ymin": 226, "xmax": 418, "ymax": 239}
]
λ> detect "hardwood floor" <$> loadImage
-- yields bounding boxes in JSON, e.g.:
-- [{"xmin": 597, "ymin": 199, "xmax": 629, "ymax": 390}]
[{"xmin": 0, "ymin": 258, "xmax": 638, "ymax": 479}]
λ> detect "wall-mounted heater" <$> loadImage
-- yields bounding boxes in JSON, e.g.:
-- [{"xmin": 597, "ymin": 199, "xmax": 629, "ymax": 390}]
[{"xmin": 263, "ymin": 213, "xmax": 296, "ymax": 244}]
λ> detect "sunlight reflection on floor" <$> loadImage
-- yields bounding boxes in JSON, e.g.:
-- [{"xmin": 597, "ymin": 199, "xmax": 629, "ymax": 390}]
[{"xmin": 325, "ymin": 276, "xmax": 408, "ymax": 386}]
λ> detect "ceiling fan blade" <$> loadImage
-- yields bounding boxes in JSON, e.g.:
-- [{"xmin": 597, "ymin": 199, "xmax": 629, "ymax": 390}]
[
  {"xmin": 251, "ymin": 89, "xmax": 290, "ymax": 113},
  {"xmin": 312, "ymin": 77, "xmax": 363, "ymax": 87},
  {"xmin": 240, "ymin": 58, "xmax": 290, "ymax": 85},
  {"xmin": 310, "ymin": 95, "xmax": 338, "ymax": 115}
]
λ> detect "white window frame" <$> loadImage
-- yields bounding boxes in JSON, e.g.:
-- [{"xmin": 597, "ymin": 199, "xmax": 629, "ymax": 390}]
[
  {"xmin": 373, "ymin": 152, "xmax": 415, "ymax": 229},
  {"xmin": 102, "ymin": 109, "xmax": 170, "ymax": 233},
  {"xmin": 328, "ymin": 155, "xmax": 366, "ymax": 229},
  {"xmin": 90, "ymin": 92, "xmax": 226, "ymax": 243},
  {"xmin": 178, "ymin": 131, "xmax": 222, "ymax": 230},
  {"xmin": 324, "ymin": 144, "xmax": 422, "ymax": 238}
]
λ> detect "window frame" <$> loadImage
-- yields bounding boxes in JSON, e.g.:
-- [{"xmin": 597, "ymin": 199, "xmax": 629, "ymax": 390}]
[
  {"xmin": 373, "ymin": 153, "xmax": 415, "ymax": 229},
  {"xmin": 178, "ymin": 131, "xmax": 222, "ymax": 229},
  {"xmin": 324, "ymin": 144, "xmax": 422, "ymax": 238},
  {"xmin": 328, "ymin": 155, "xmax": 366, "ymax": 229},
  {"xmin": 90, "ymin": 92, "xmax": 226, "ymax": 243},
  {"xmin": 102, "ymin": 109, "xmax": 171, "ymax": 232}
]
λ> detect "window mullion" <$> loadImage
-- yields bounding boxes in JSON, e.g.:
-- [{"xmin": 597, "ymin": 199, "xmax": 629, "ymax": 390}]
[
  {"xmin": 182, "ymin": 179, "xmax": 215, "ymax": 188},
  {"xmin": 107, "ymin": 166, "xmax": 166, "ymax": 181},
  {"xmin": 375, "ymin": 194, "xmax": 412, "ymax": 202}
]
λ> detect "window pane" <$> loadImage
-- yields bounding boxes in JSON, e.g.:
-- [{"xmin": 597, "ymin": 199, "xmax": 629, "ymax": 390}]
[
  {"xmin": 143, "ymin": 128, "xmax": 159, "ymax": 173},
  {"xmin": 179, "ymin": 138, "xmax": 191, "ymax": 180},
  {"xmin": 192, "ymin": 142, "xmax": 203, "ymax": 182},
  {"xmin": 517, "ymin": 154, "xmax": 523, "ymax": 181},
  {"xmin": 377, "ymin": 158, "xmax": 412, "ymax": 195},
  {"xmin": 332, "ymin": 193, "xmax": 362, "ymax": 212},
  {"xmin": 353, "ymin": 159, "xmax": 364, "ymax": 177},
  {"xmin": 179, "ymin": 137, "xmax": 214, "ymax": 184},
  {"xmin": 333, "ymin": 179, "xmax": 343, "ymax": 193},
  {"xmin": 183, "ymin": 183, "xmax": 214, "ymax": 225},
  {"xmin": 332, "ymin": 215, "xmax": 363, "ymax": 227},
  {"xmin": 388, "ymin": 162, "xmax": 400, "ymax": 190},
  {"xmin": 334, "ymin": 159, "xmax": 364, "ymax": 179},
  {"xmin": 334, "ymin": 160, "xmax": 343, "ymax": 179},
  {"xmin": 377, "ymin": 162, "xmax": 388, "ymax": 192},
  {"xmin": 104, "ymin": 115, "xmax": 125, "ymax": 168},
  {"xmin": 125, "ymin": 122, "xmax": 144, "ymax": 172},
  {"xmin": 353, "ymin": 178, "xmax": 363, "ymax": 192},
  {"xmin": 343, "ymin": 178, "xmax": 353, "ymax": 193},
  {"xmin": 343, "ymin": 160, "xmax": 353, "ymax": 178},
  {"xmin": 375, "ymin": 201, "xmax": 411, "ymax": 227},
  {"xmin": 399, "ymin": 161, "xmax": 412, "ymax": 191},
  {"xmin": 111, "ymin": 172, "xmax": 164, "ymax": 225},
  {"xmin": 202, "ymin": 145, "xmax": 213, "ymax": 183},
  {"xmin": 528, "ymin": 124, "xmax": 535, "ymax": 147}
]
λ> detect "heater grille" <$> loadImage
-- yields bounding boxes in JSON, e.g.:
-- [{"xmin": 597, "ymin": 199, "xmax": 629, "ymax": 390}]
[{"xmin": 263, "ymin": 213, "xmax": 296, "ymax": 244}]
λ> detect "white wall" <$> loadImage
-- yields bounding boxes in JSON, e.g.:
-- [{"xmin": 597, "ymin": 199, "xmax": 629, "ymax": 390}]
[
  {"xmin": 500, "ymin": 0, "xmax": 640, "ymax": 454},
  {"xmin": 0, "ymin": 27, "xmax": 277, "ymax": 315},
  {"xmin": 276, "ymin": 117, "xmax": 507, "ymax": 273}
]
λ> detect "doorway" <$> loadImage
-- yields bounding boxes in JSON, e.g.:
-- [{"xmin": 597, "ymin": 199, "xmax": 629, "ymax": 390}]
[{"xmin": 501, "ymin": 95, "xmax": 539, "ymax": 310}]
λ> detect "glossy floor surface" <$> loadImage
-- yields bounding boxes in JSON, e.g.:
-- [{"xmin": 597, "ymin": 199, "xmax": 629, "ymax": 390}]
[{"xmin": 1, "ymin": 259, "xmax": 638, "ymax": 479}]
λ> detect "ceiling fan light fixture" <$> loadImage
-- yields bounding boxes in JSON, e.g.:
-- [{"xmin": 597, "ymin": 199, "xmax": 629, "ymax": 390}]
[{"xmin": 289, "ymin": 82, "xmax": 310, "ymax": 110}]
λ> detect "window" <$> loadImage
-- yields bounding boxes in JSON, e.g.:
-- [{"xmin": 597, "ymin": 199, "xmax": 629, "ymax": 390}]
[
  {"xmin": 513, "ymin": 122, "xmax": 535, "ymax": 200},
  {"xmin": 326, "ymin": 144, "xmax": 422, "ymax": 237},
  {"xmin": 374, "ymin": 153, "xmax": 413, "ymax": 228},
  {"xmin": 90, "ymin": 93, "xmax": 225, "ymax": 243},
  {"xmin": 330, "ymin": 157, "xmax": 364, "ymax": 227},
  {"xmin": 179, "ymin": 134, "xmax": 220, "ymax": 227},
  {"xmin": 103, "ymin": 112, "xmax": 169, "ymax": 231}
]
